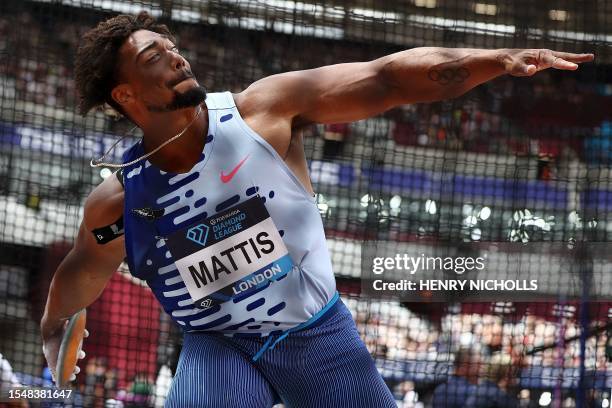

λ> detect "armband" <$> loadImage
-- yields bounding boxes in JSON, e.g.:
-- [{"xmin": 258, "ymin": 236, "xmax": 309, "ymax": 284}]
[{"xmin": 91, "ymin": 216, "xmax": 124, "ymax": 244}]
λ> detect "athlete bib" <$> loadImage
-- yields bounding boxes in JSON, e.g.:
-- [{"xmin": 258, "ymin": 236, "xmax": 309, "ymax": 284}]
[{"xmin": 166, "ymin": 196, "xmax": 294, "ymax": 309}]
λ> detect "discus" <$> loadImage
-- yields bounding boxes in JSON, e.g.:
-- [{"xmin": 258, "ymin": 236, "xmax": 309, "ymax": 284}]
[{"xmin": 55, "ymin": 309, "xmax": 86, "ymax": 388}]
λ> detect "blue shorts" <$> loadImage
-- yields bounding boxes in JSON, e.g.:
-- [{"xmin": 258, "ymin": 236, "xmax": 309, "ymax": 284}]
[{"xmin": 165, "ymin": 298, "xmax": 396, "ymax": 407}]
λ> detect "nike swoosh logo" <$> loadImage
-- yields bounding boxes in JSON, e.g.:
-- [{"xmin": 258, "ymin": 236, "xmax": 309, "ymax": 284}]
[{"xmin": 220, "ymin": 155, "xmax": 249, "ymax": 183}]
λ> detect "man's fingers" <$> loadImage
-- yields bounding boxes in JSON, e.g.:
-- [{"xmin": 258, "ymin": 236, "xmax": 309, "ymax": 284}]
[
  {"xmin": 552, "ymin": 57, "xmax": 578, "ymax": 70},
  {"xmin": 537, "ymin": 51, "xmax": 578, "ymax": 71},
  {"xmin": 69, "ymin": 373, "xmax": 76, "ymax": 382},
  {"xmin": 74, "ymin": 365, "xmax": 80, "ymax": 375},
  {"xmin": 551, "ymin": 51, "xmax": 594, "ymax": 63},
  {"xmin": 523, "ymin": 64, "xmax": 537, "ymax": 75},
  {"xmin": 83, "ymin": 329, "xmax": 89, "ymax": 338},
  {"xmin": 78, "ymin": 350, "xmax": 86, "ymax": 359}
]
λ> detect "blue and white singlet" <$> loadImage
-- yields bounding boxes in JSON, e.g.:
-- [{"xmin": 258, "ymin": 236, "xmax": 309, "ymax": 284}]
[{"xmin": 121, "ymin": 91, "xmax": 337, "ymax": 337}]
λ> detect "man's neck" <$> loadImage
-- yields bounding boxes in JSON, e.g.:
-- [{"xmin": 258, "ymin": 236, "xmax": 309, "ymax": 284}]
[{"xmin": 140, "ymin": 105, "xmax": 208, "ymax": 173}]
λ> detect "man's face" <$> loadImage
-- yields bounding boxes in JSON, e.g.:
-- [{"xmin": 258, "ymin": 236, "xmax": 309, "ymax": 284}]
[{"xmin": 114, "ymin": 29, "xmax": 206, "ymax": 113}]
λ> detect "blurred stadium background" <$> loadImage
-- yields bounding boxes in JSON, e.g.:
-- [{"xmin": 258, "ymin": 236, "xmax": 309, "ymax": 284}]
[{"xmin": 0, "ymin": 0, "xmax": 611, "ymax": 407}]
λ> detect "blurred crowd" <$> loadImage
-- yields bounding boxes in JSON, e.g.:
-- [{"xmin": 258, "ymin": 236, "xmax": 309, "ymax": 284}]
[
  {"xmin": 1, "ymin": 10, "xmax": 610, "ymax": 166},
  {"xmin": 347, "ymin": 298, "xmax": 611, "ymax": 407},
  {"xmin": 349, "ymin": 299, "xmax": 609, "ymax": 372}
]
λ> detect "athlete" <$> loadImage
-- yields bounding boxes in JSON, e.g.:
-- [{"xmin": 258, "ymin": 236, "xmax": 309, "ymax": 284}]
[{"xmin": 40, "ymin": 11, "xmax": 593, "ymax": 408}]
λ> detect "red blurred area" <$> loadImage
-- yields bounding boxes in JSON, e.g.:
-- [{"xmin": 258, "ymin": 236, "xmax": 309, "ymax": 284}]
[{"xmin": 85, "ymin": 272, "xmax": 161, "ymax": 389}]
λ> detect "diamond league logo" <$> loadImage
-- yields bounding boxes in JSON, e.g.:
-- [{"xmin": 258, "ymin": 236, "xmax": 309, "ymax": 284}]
[
  {"xmin": 186, "ymin": 224, "xmax": 209, "ymax": 246},
  {"xmin": 199, "ymin": 298, "xmax": 213, "ymax": 309}
]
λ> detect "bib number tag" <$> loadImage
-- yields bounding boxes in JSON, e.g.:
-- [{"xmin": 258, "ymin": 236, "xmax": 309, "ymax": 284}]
[{"xmin": 166, "ymin": 197, "xmax": 293, "ymax": 309}]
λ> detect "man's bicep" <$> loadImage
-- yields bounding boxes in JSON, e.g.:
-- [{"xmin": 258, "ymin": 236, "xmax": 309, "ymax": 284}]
[
  {"xmin": 73, "ymin": 220, "xmax": 125, "ymax": 278},
  {"xmin": 77, "ymin": 201, "xmax": 125, "ymax": 276},
  {"xmin": 244, "ymin": 59, "xmax": 398, "ymax": 125},
  {"xmin": 78, "ymin": 170, "xmax": 126, "ymax": 273}
]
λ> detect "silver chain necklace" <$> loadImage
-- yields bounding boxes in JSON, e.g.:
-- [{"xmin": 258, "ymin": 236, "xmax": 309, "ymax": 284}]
[{"xmin": 90, "ymin": 104, "xmax": 204, "ymax": 169}]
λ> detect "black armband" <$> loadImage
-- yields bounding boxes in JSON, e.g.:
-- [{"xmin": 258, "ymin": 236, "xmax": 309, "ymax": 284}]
[
  {"xmin": 116, "ymin": 168, "xmax": 125, "ymax": 188},
  {"xmin": 92, "ymin": 215, "xmax": 124, "ymax": 244}
]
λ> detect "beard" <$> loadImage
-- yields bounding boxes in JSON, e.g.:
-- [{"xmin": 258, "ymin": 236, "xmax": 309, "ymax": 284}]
[{"xmin": 146, "ymin": 85, "xmax": 207, "ymax": 112}]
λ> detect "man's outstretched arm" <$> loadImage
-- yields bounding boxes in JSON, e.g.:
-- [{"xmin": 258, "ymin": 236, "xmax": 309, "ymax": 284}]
[{"xmin": 241, "ymin": 47, "xmax": 593, "ymax": 126}]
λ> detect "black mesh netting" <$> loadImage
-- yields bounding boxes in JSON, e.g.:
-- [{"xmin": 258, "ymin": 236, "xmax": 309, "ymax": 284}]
[{"xmin": 0, "ymin": 1, "xmax": 610, "ymax": 407}]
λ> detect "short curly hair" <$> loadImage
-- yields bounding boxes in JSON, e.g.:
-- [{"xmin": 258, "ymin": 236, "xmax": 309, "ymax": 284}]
[{"xmin": 74, "ymin": 12, "xmax": 174, "ymax": 116}]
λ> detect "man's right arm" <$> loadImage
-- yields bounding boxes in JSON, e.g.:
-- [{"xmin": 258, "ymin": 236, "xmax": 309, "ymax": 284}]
[{"xmin": 40, "ymin": 173, "xmax": 125, "ymax": 340}]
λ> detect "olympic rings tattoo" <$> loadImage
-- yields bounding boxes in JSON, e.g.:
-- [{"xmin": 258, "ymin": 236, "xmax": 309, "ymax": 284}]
[{"xmin": 427, "ymin": 67, "xmax": 471, "ymax": 85}]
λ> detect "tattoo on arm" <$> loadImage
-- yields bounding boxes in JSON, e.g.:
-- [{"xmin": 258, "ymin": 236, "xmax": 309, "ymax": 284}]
[
  {"xmin": 428, "ymin": 66, "xmax": 471, "ymax": 85},
  {"xmin": 427, "ymin": 56, "xmax": 471, "ymax": 85}
]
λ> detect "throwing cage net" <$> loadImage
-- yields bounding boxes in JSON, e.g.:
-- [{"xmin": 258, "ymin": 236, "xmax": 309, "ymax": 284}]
[{"xmin": 0, "ymin": 0, "xmax": 610, "ymax": 407}]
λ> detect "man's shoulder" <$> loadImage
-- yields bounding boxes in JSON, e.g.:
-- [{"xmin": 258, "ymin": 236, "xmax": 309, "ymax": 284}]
[
  {"xmin": 231, "ymin": 71, "xmax": 300, "ymax": 120},
  {"xmin": 83, "ymin": 172, "xmax": 124, "ymax": 232},
  {"xmin": 232, "ymin": 90, "xmax": 255, "ymax": 120}
]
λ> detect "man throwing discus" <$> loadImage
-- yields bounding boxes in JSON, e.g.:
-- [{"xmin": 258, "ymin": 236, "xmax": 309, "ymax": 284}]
[{"xmin": 41, "ymin": 11, "xmax": 593, "ymax": 407}]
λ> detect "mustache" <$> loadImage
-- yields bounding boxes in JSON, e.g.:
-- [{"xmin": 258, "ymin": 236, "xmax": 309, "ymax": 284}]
[
  {"xmin": 146, "ymin": 86, "xmax": 207, "ymax": 112},
  {"xmin": 167, "ymin": 70, "xmax": 195, "ymax": 88}
]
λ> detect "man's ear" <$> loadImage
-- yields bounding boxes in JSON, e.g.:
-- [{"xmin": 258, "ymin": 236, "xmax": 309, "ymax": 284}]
[{"xmin": 110, "ymin": 84, "xmax": 133, "ymax": 109}]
